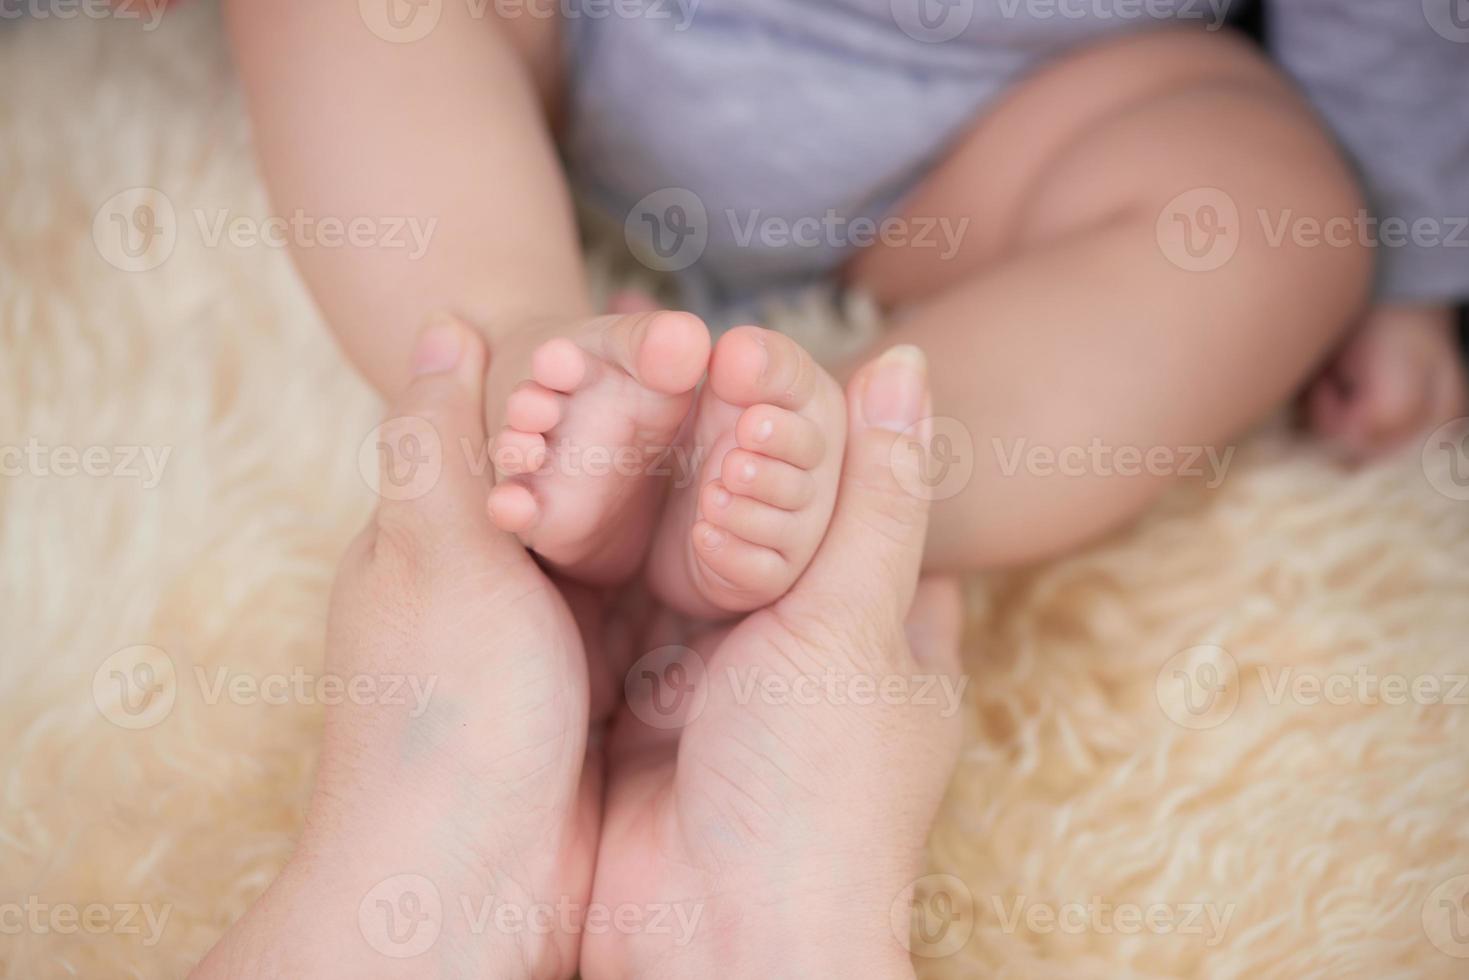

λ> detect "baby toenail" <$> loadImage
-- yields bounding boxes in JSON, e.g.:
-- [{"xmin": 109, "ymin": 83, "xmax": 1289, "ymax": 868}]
[
  {"xmin": 740, "ymin": 461, "xmax": 757, "ymax": 483},
  {"xmin": 711, "ymin": 486, "xmax": 732, "ymax": 508},
  {"xmin": 754, "ymin": 418, "xmax": 774, "ymax": 443},
  {"xmin": 702, "ymin": 526, "xmax": 727, "ymax": 549}
]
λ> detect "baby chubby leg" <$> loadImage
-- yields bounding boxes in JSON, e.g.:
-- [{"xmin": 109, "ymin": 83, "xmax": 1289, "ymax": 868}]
[{"xmin": 844, "ymin": 27, "xmax": 1372, "ymax": 571}]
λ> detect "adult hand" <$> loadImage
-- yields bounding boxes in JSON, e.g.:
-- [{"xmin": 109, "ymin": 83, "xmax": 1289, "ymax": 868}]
[
  {"xmin": 583, "ymin": 346, "xmax": 967, "ymax": 980},
  {"xmin": 195, "ymin": 316, "xmax": 598, "ymax": 980}
]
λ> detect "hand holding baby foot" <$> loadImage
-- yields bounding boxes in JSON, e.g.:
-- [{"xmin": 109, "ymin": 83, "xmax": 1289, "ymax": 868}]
[
  {"xmin": 197, "ymin": 317, "xmax": 599, "ymax": 980},
  {"xmin": 488, "ymin": 311, "xmax": 849, "ymax": 623},
  {"xmin": 196, "ymin": 336, "xmax": 960, "ymax": 980},
  {"xmin": 583, "ymin": 346, "xmax": 960, "ymax": 980}
]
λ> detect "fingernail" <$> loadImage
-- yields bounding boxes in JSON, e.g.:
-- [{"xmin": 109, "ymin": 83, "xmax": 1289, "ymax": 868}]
[
  {"xmin": 412, "ymin": 314, "xmax": 464, "ymax": 376},
  {"xmin": 861, "ymin": 345, "xmax": 927, "ymax": 433},
  {"xmin": 749, "ymin": 330, "xmax": 770, "ymax": 382}
]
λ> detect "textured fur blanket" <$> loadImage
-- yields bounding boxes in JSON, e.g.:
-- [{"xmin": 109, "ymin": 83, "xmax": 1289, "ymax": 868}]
[{"xmin": 2, "ymin": 6, "xmax": 1467, "ymax": 977}]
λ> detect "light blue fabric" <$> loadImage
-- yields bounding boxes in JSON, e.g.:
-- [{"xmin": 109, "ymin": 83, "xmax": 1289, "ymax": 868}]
[{"xmin": 563, "ymin": 0, "xmax": 1467, "ymax": 319}]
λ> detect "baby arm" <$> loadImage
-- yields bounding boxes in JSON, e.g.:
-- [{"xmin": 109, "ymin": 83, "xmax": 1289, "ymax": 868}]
[{"xmin": 222, "ymin": 0, "xmax": 590, "ymax": 397}]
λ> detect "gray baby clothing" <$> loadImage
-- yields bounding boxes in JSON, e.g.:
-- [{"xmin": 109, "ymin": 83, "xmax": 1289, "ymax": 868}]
[{"xmin": 563, "ymin": 0, "xmax": 1468, "ymax": 316}]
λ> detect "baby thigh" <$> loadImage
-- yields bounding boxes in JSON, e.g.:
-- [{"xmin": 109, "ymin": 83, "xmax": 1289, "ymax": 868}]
[{"xmin": 844, "ymin": 27, "xmax": 1372, "ymax": 570}]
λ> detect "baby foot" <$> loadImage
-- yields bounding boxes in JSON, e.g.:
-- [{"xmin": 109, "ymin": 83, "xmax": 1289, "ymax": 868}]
[
  {"xmin": 647, "ymin": 326, "xmax": 846, "ymax": 618},
  {"xmin": 487, "ymin": 311, "xmax": 711, "ymax": 585}
]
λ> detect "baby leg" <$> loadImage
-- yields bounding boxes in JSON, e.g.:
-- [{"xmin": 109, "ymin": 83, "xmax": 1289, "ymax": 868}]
[{"xmin": 844, "ymin": 28, "xmax": 1372, "ymax": 571}]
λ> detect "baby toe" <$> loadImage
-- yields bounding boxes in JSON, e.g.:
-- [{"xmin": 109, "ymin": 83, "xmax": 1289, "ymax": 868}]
[
  {"xmin": 708, "ymin": 325, "xmax": 819, "ymax": 412},
  {"xmin": 598, "ymin": 310, "xmax": 710, "ymax": 395},
  {"xmin": 493, "ymin": 428, "xmax": 547, "ymax": 476},
  {"xmin": 692, "ymin": 520, "xmax": 790, "ymax": 603},
  {"xmin": 701, "ymin": 480, "xmax": 794, "ymax": 551},
  {"xmin": 532, "ymin": 337, "xmax": 589, "ymax": 393},
  {"xmin": 505, "ymin": 381, "xmax": 563, "ymax": 434},
  {"xmin": 721, "ymin": 448, "xmax": 815, "ymax": 511},
  {"xmin": 736, "ymin": 404, "xmax": 826, "ymax": 470},
  {"xmin": 487, "ymin": 482, "xmax": 539, "ymax": 533}
]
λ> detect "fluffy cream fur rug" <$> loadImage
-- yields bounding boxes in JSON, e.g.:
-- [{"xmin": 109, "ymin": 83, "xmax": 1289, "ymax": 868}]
[{"xmin": 2, "ymin": 6, "xmax": 1467, "ymax": 978}]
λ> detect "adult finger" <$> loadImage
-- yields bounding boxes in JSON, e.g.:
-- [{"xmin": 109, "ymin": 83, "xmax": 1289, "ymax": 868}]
[
  {"xmin": 791, "ymin": 345, "xmax": 934, "ymax": 634},
  {"xmin": 370, "ymin": 313, "xmax": 501, "ymax": 555},
  {"xmin": 903, "ymin": 576, "xmax": 964, "ymax": 678}
]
